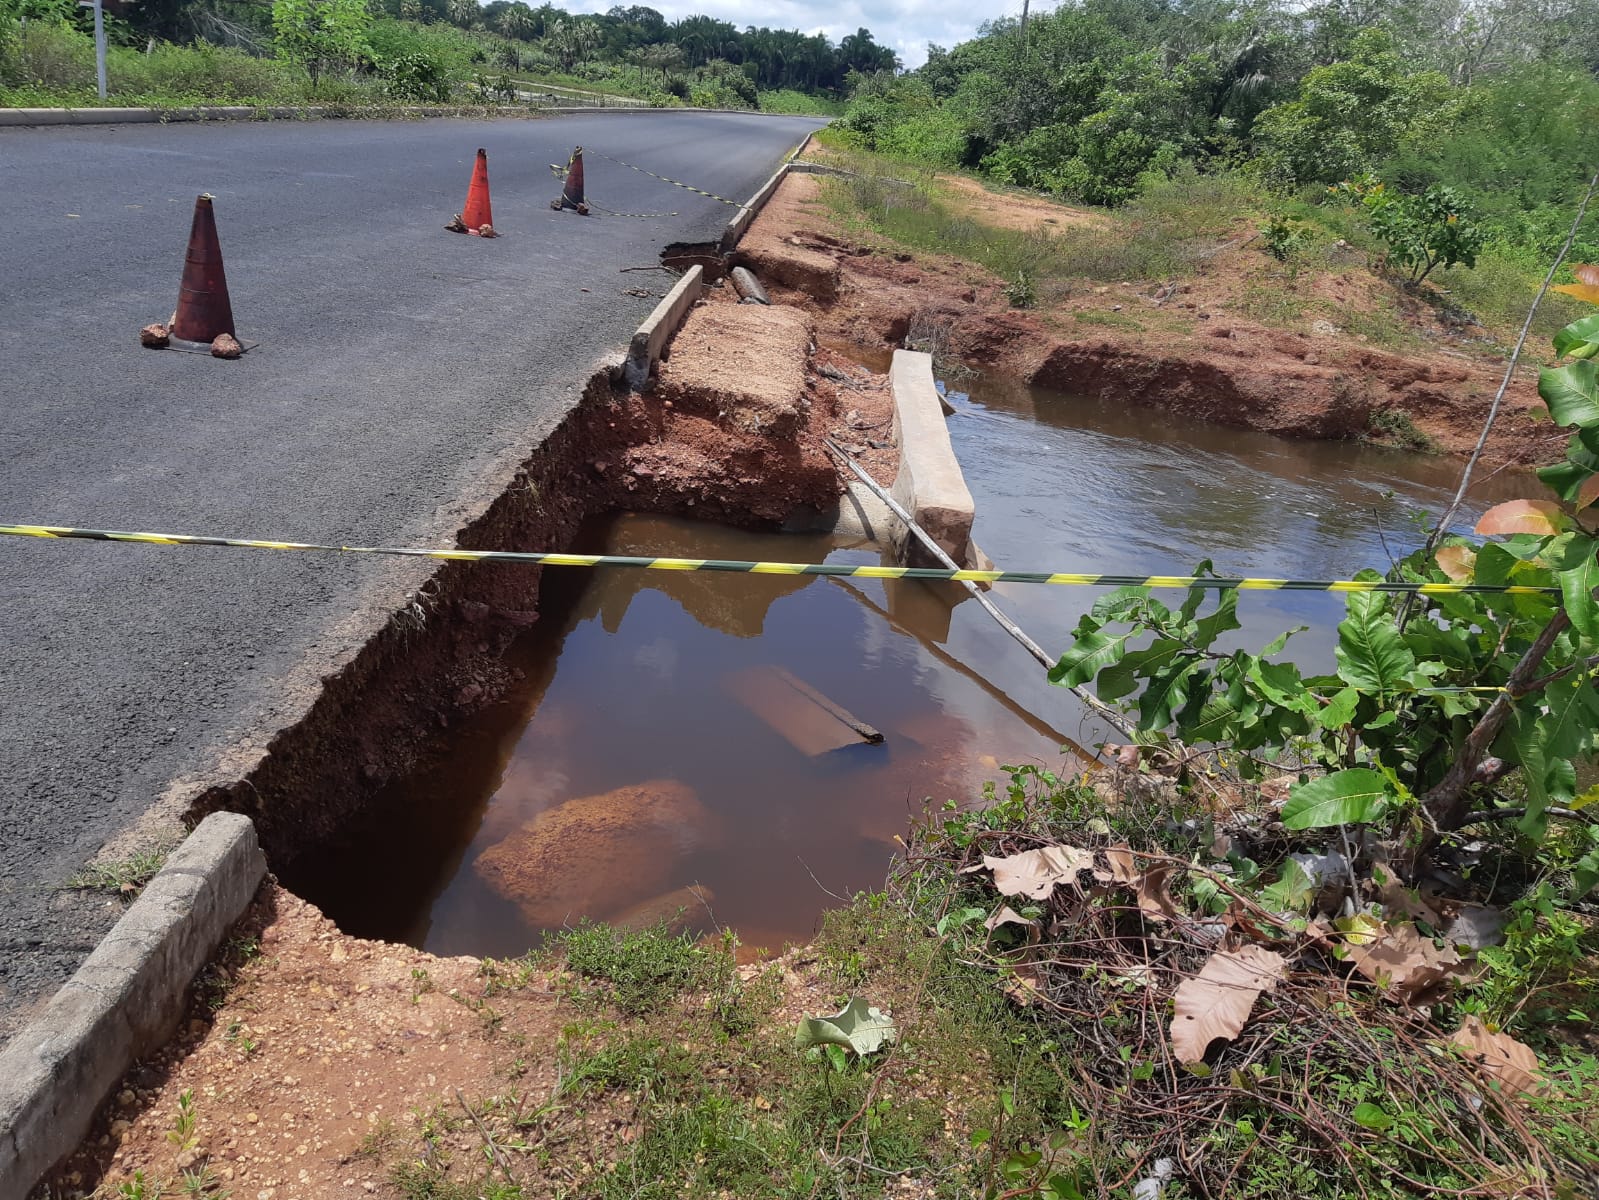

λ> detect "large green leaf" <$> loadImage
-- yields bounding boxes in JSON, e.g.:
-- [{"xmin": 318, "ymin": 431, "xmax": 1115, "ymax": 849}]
[
  {"xmin": 1316, "ymin": 686, "xmax": 1360, "ymax": 730},
  {"xmin": 1191, "ymin": 588, "xmax": 1241, "ymax": 651},
  {"xmin": 1571, "ymin": 837, "xmax": 1599, "ymax": 901},
  {"xmin": 1540, "ymin": 360, "xmax": 1599, "ymax": 429},
  {"xmin": 1049, "ymin": 626, "xmax": 1135, "ymax": 689},
  {"xmin": 1553, "ymin": 534, "xmax": 1599, "ymax": 639},
  {"xmin": 1138, "ymin": 661, "xmax": 1201, "ymax": 730},
  {"xmin": 794, "ymin": 998, "xmax": 897, "ymax": 1055},
  {"xmin": 1281, "ymin": 768, "xmax": 1391, "ymax": 829},
  {"xmin": 1335, "ymin": 590, "xmax": 1416, "ymax": 697},
  {"xmin": 1553, "ymin": 314, "xmax": 1599, "ymax": 360},
  {"xmin": 1098, "ymin": 637, "xmax": 1184, "ymax": 701}
]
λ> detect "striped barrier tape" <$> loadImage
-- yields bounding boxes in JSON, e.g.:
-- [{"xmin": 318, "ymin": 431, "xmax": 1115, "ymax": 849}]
[
  {"xmin": 0, "ymin": 523, "xmax": 1559, "ymax": 596},
  {"xmin": 587, "ymin": 149, "xmax": 746, "ymax": 208}
]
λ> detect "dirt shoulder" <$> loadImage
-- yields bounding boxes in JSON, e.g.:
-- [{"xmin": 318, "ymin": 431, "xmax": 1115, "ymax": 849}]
[{"xmin": 739, "ymin": 171, "xmax": 1559, "ymax": 467}]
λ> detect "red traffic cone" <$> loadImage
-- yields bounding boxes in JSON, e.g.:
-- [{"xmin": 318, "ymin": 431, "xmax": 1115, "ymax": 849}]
[
  {"xmin": 551, "ymin": 146, "xmax": 589, "ymax": 215},
  {"xmin": 448, "ymin": 148, "xmax": 496, "ymax": 237},
  {"xmin": 171, "ymin": 193, "xmax": 235, "ymax": 344}
]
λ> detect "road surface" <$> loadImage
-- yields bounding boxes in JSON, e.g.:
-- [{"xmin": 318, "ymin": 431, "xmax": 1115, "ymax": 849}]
[{"xmin": 0, "ymin": 110, "xmax": 825, "ymax": 1041}]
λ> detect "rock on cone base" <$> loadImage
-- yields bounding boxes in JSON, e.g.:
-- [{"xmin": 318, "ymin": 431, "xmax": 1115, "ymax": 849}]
[{"xmin": 171, "ymin": 194, "xmax": 235, "ymax": 344}]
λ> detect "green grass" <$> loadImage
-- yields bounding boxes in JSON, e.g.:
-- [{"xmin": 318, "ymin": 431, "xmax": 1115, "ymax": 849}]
[
  {"xmin": 557, "ymin": 919, "xmax": 728, "ymax": 1016},
  {"xmin": 1368, "ymin": 405, "xmax": 1439, "ymax": 452},
  {"xmin": 759, "ymin": 88, "xmax": 843, "ymax": 116},
  {"xmin": 822, "ymin": 156, "xmax": 1269, "ymax": 292},
  {"xmin": 65, "ymin": 846, "xmax": 169, "ymax": 899}
]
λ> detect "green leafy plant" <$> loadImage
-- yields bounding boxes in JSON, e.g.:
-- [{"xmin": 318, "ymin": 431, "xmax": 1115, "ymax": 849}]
[
  {"xmin": 1051, "ymin": 307, "xmax": 1599, "ymax": 894},
  {"xmin": 1340, "ymin": 176, "xmax": 1487, "ymax": 283},
  {"xmin": 270, "ymin": 0, "xmax": 370, "ymax": 81},
  {"xmin": 167, "ymin": 1088, "xmax": 200, "ymax": 1154},
  {"xmin": 1262, "ymin": 213, "xmax": 1309, "ymax": 261},
  {"xmin": 1005, "ymin": 269, "xmax": 1038, "ymax": 308}
]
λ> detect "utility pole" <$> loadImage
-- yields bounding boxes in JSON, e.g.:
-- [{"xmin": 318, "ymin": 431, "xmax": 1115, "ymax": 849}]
[
  {"xmin": 1019, "ymin": 0, "xmax": 1030, "ymax": 53},
  {"xmin": 77, "ymin": 0, "xmax": 107, "ymax": 98}
]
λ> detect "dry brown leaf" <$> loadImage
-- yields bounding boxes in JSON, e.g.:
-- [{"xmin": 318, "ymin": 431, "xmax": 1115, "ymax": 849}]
[
  {"xmin": 1346, "ymin": 923, "xmax": 1468, "ymax": 1004},
  {"xmin": 985, "ymin": 905, "xmax": 1041, "ymax": 942},
  {"xmin": 1169, "ymin": 946, "xmax": 1287, "ymax": 1064},
  {"xmin": 1448, "ymin": 1016, "xmax": 1543, "ymax": 1098},
  {"xmin": 1003, "ymin": 962, "xmax": 1048, "ymax": 1007},
  {"xmin": 1375, "ymin": 876, "xmax": 1446, "ymax": 927},
  {"xmin": 1135, "ymin": 862, "xmax": 1181, "ymax": 922},
  {"xmin": 1436, "ymin": 544, "xmax": 1477, "ymax": 582},
  {"xmin": 1577, "ymin": 264, "xmax": 1599, "ymax": 287},
  {"xmin": 982, "ymin": 846, "xmax": 1095, "ymax": 900},
  {"xmin": 1095, "ymin": 845, "xmax": 1139, "ymax": 884}
]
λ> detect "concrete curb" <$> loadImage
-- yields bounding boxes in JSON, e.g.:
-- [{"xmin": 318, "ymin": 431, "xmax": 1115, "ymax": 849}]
[
  {"xmin": 0, "ymin": 813, "xmax": 267, "ymax": 1198},
  {"xmin": 0, "ymin": 104, "xmax": 826, "ymax": 129},
  {"xmin": 719, "ymin": 161, "xmax": 789, "ymax": 254},
  {"xmin": 624, "ymin": 127, "xmax": 818, "ymax": 391},
  {"xmin": 624, "ymin": 264, "xmax": 704, "ymax": 392},
  {"xmin": 888, "ymin": 349, "xmax": 977, "ymax": 568}
]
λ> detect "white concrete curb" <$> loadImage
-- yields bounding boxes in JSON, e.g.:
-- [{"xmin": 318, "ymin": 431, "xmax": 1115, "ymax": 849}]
[
  {"xmin": 624, "ymin": 264, "xmax": 704, "ymax": 392},
  {"xmin": 0, "ymin": 813, "xmax": 267, "ymax": 1198},
  {"xmin": 623, "ymin": 127, "xmax": 818, "ymax": 391}
]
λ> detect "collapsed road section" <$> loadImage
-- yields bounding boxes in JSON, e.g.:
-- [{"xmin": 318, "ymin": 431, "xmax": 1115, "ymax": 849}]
[{"xmin": 0, "ymin": 109, "xmax": 828, "ymax": 1047}]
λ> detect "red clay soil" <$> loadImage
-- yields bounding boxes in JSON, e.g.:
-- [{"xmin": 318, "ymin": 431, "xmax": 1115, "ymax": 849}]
[{"xmin": 736, "ymin": 173, "xmax": 1560, "ymax": 468}]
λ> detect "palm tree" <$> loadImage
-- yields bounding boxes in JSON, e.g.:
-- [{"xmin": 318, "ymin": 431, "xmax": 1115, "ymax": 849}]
[
  {"xmin": 640, "ymin": 41, "xmax": 684, "ymax": 83},
  {"xmin": 497, "ymin": 2, "xmax": 536, "ymax": 40},
  {"xmin": 447, "ymin": 0, "xmax": 479, "ymax": 28}
]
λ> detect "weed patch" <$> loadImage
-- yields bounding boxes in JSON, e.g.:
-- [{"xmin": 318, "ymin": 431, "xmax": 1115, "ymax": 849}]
[
  {"xmin": 66, "ymin": 846, "xmax": 170, "ymax": 900},
  {"xmin": 557, "ymin": 920, "xmax": 727, "ymax": 1016}
]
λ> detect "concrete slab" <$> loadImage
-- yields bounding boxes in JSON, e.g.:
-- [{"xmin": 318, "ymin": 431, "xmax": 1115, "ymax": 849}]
[{"xmin": 888, "ymin": 350, "xmax": 976, "ymax": 569}]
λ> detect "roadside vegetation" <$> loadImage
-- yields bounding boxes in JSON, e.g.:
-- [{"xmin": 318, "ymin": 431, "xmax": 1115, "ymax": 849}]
[
  {"xmin": 0, "ymin": 0, "xmax": 883, "ymax": 111},
  {"xmin": 821, "ymin": 0, "xmax": 1597, "ymax": 354}
]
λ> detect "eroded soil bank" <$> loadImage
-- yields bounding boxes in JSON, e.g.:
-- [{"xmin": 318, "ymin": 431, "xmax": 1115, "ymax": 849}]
[{"xmin": 738, "ymin": 171, "xmax": 1556, "ymax": 467}]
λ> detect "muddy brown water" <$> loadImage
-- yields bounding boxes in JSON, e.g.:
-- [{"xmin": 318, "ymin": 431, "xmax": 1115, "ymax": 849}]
[{"xmin": 296, "ymin": 372, "xmax": 1526, "ymax": 958}]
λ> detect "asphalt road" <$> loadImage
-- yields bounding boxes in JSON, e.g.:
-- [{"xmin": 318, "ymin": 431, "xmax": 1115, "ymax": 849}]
[{"xmin": 0, "ymin": 110, "xmax": 824, "ymax": 1041}]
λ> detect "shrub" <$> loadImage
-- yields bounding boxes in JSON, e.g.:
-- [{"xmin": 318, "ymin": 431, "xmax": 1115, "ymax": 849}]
[
  {"xmin": 376, "ymin": 48, "xmax": 448, "ymax": 100},
  {"xmin": 3, "ymin": 19, "xmax": 93, "ymax": 91},
  {"xmin": 1343, "ymin": 178, "xmax": 1487, "ymax": 282},
  {"xmin": 1262, "ymin": 212, "xmax": 1309, "ymax": 261},
  {"xmin": 108, "ymin": 41, "xmax": 298, "ymax": 101}
]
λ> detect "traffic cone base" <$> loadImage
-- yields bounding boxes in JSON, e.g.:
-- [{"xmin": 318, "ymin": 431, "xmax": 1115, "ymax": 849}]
[{"xmin": 141, "ymin": 193, "xmax": 250, "ymax": 357}]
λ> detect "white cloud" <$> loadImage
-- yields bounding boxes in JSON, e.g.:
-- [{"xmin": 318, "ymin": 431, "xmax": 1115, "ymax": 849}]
[{"xmin": 561, "ymin": 0, "xmax": 1055, "ymax": 69}]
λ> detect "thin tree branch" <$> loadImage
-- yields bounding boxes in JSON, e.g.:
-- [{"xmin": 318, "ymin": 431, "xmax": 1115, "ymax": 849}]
[{"xmin": 1421, "ymin": 612, "xmax": 1570, "ymax": 831}]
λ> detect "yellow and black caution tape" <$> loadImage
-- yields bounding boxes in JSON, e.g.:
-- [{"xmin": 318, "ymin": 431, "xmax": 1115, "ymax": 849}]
[
  {"xmin": 0, "ymin": 523, "xmax": 1559, "ymax": 597},
  {"xmin": 586, "ymin": 149, "xmax": 746, "ymax": 208}
]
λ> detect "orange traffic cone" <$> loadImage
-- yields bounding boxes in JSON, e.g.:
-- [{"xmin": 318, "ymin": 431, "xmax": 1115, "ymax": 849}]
[
  {"xmin": 171, "ymin": 193, "xmax": 235, "ymax": 344},
  {"xmin": 550, "ymin": 146, "xmax": 589, "ymax": 215},
  {"xmin": 447, "ymin": 148, "xmax": 497, "ymax": 237}
]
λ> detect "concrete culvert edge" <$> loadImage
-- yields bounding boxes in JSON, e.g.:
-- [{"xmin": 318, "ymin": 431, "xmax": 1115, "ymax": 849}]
[{"xmin": 0, "ymin": 813, "xmax": 266, "ymax": 1200}]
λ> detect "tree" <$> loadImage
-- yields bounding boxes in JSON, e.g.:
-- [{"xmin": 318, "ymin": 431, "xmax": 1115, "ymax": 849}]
[
  {"xmin": 639, "ymin": 39, "xmax": 682, "ymax": 83},
  {"xmin": 496, "ymin": 1, "xmax": 535, "ymax": 41},
  {"xmin": 1250, "ymin": 27, "xmax": 1457, "ymax": 187},
  {"xmin": 446, "ymin": 0, "xmax": 479, "ymax": 29},
  {"xmin": 271, "ymin": 0, "xmax": 370, "ymax": 79}
]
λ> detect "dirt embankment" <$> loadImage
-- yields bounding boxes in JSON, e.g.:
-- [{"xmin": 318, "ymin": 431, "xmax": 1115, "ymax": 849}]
[{"xmin": 737, "ymin": 172, "xmax": 1560, "ymax": 467}]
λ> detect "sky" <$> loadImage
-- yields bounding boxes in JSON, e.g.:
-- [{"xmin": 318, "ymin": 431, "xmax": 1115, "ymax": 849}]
[{"xmin": 561, "ymin": 0, "xmax": 1054, "ymax": 70}]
